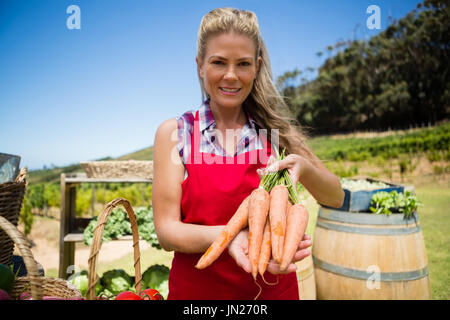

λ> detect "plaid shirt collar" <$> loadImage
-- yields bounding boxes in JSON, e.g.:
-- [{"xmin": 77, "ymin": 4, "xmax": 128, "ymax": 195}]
[{"xmin": 199, "ymin": 99, "xmax": 259, "ymax": 132}]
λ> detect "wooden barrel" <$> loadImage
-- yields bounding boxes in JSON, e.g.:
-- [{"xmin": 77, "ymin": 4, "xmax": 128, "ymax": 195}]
[
  {"xmin": 296, "ymin": 254, "xmax": 316, "ymax": 300},
  {"xmin": 312, "ymin": 206, "xmax": 431, "ymax": 300}
]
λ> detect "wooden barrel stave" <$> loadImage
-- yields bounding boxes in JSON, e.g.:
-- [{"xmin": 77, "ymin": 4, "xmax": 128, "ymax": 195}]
[{"xmin": 296, "ymin": 255, "xmax": 316, "ymax": 300}]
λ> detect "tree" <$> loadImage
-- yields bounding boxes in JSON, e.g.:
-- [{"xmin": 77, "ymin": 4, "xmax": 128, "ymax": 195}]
[{"xmin": 277, "ymin": 0, "xmax": 449, "ymax": 134}]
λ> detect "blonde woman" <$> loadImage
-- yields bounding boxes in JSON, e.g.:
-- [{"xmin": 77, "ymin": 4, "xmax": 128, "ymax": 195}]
[{"xmin": 152, "ymin": 8, "xmax": 344, "ymax": 300}]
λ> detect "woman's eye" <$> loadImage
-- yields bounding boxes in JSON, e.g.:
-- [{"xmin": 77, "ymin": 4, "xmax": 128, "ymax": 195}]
[
  {"xmin": 212, "ymin": 61, "xmax": 224, "ymax": 65},
  {"xmin": 239, "ymin": 62, "xmax": 251, "ymax": 66}
]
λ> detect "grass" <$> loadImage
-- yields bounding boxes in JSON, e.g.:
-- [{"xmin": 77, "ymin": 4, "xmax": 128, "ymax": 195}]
[
  {"xmin": 415, "ymin": 182, "xmax": 450, "ymax": 300},
  {"xmin": 303, "ymin": 194, "xmax": 320, "ymax": 241}
]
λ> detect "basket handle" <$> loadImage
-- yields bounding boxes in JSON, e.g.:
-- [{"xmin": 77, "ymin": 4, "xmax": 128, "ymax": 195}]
[
  {"xmin": 86, "ymin": 198, "xmax": 142, "ymax": 300},
  {"xmin": 0, "ymin": 215, "xmax": 43, "ymax": 300},
  {"xmin": 14, "ymin": 167, "xmax": 27, "ymax": 184}
]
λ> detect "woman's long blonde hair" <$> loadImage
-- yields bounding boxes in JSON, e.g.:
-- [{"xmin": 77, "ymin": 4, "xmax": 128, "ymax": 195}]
[{"xmin": 196, "ymin": 7, "xmax": 316, "ymax": 162}]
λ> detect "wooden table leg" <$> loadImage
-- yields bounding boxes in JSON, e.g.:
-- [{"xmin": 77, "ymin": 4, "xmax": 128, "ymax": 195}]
[{"xmin": 59, "ymin": 175, "xmax": 77, "ymax": 279}]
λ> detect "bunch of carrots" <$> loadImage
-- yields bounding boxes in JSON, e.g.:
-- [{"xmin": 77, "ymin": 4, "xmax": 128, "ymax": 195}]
[{"xmin": 195, "ymin": 150, "xmax": 309, "ymax": 282}]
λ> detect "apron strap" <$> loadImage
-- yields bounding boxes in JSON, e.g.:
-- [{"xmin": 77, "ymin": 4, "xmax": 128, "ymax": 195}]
[{"xmin": 190, "ymin": 110, "xmax": 202, "ymax": 164}]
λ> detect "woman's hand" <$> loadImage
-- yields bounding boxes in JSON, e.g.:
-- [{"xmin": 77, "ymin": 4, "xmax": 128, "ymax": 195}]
[
  {"xmin": 257, "ymin": 154, "xmax": 307, "ymax": 187},
  {"xmin": 257, "ymin": 152, "xmax": 344, "ymax": 208},
  {"xmin": 228, "ymin": 228, "xmax": 312, "ymax": 275},
  {"xmin": 266, "ymin": 234, "xmax": 311, "ymax": 275},
  {"xmin": 228, "ymin": 229, "xmax": 252, "ymax": 273}
]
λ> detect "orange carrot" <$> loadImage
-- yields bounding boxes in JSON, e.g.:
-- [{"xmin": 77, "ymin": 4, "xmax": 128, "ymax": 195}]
[
  {"xmin": 258, "ymin": 217, "xmax": 271, "ymax": 277},
  {"xmin": 248, "ymin": 188, "xmax": 270, "ymax": 279},
  {"xmin": 280, "ymin": 203, "xmax": 309, "ymax": 271},
  {"xmin": 195, "ymin": 195, "xmax": 250, "ymax": 269},
  {"xmin": 269, "ymin": 185, "xmax": 289, "ymax": 264},
  {"xmin": 286, "ymin": 201, "xmax": 292, "ymax": 213}
]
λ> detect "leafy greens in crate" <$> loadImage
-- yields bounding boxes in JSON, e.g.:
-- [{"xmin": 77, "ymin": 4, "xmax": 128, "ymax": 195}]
[
  {"xmin": 370, "ymin": 191, "xmax": 422, "ymax": 219},
  {"xmin": 83, "ymin": 206, "xmax": 161, "ymax": 249}
]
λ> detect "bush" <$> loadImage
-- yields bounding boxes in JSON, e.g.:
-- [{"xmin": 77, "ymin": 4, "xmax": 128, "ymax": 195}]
[
  {"xmin": 445, "ymin": 150, "xmax": 450, "ymax": 162},
  {"xmin": 27, "ymin": 184, "xmax": 45, "ymax": 212},
  {"xmin": 43, "ymin": 184, "xmax": 60, "ymax": 208},
  {"xmin": 19, "ymin": 195, "xmax": 34, "ymax": 236},
  {"xmin": 120, "ymin": 185, "xmax": 141, "ymax": 206},
  {"xmin": 348, "ymin": 151, "xmax": 371, "ymax": 162},
  {"xmin": 427, "ymin": 150, "xmax": 443, "ymax": 162},
  {"xmin": 433, "ymin": 165, "xmax": 449, "ymax": 175},
  {"xmin": 399, "ymin": 159, "xmax": 409, "ymax": 175},
  {"xmin": 94, "ymin": 184, "xmax": 151, "ymax": 208},
  {"xmin": 329, "ymin": 160, "xmax": 358, "ymax": 178},
  {"xmin": 375, "ymin": 155, "xmax": 387, "ymax": 167},
  {"xmin": 76, "ymin": 186, "xmax": 92, "ymax": 216}
]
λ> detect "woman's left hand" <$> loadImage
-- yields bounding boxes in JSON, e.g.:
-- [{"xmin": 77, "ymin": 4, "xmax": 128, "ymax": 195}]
[
  {"xmin": 228, "ymin": 228, "xmax": 312, "ymax": 275},
  {"xmin": 266, "ymin": 234, "xmax": 312, "ymax": 275},
  {"xmin": 257, "ymin": 154, "xmax": 307, "ymax": 186}
]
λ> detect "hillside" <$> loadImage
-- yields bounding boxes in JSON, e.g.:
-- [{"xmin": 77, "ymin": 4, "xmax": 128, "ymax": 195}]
[
  {"xmin": 116, "ymin": 146, "xmax": 153, "ymax": 161},
  {"xmin": 27, "ymin": 121, "xmax": 449, "ymax": 184}
]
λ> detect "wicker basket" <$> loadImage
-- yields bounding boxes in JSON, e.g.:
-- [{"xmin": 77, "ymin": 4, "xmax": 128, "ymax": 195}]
[
  {"xmin": 0, "ymin": 215, "xmax": 82, "ymax": 300},
  {"xmin": 0, "ymin": 167, "xmax": 27, "ymax": 265},
  {"xmin": 80, "ymin": 160, "xmax": 153, "ymax": 180},
  {"xmin": 86, "ymin": 198, "xmax": 142, "ymax": 300}
]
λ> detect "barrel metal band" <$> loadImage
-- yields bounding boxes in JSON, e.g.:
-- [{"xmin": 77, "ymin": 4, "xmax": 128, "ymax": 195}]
[
  {"xmin": 316, "ymin": 220, "xmax": 421, "ymax": 235},
  {"xmin": 313, "ymin": 256, "xmax": 429, "ymax": 281},
  {"xmin": 319, "ymin": 207, "xmax": 419, "ymax": 226}
]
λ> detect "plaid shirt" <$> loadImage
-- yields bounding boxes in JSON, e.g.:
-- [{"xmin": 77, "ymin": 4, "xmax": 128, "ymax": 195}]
[{"xmin": 177, "ymin": 99, "xmax": 264, "ymax": 164}]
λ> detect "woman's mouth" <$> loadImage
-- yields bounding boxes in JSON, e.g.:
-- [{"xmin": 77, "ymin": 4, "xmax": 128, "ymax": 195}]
[{"xmin": 219, "ymin": 87, "xmax": 241, "ymax": 95}]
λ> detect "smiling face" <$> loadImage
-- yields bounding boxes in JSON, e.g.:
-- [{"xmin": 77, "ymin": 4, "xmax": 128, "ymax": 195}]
[{"xmin": 197, "ymin": 32, "xmax": 261, "ymax": 111}]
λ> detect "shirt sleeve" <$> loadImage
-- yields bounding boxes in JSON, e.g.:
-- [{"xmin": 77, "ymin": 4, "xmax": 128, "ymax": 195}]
[{"xmin": 176, "ymin": 110, "xmax": 194, "ymax": 164}]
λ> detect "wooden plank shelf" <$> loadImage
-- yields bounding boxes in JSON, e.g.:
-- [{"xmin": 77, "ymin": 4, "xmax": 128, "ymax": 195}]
[
  {"xmin": 64, "ymin": 233, "xmax": 84, "ymax": 243},
  {"xmin": 64, "ymin": 172, "xmax": 152, "ymax": 184},
  {"xmin": 59, "ymin": 172, "xmax": 152, "ymax": 279}
]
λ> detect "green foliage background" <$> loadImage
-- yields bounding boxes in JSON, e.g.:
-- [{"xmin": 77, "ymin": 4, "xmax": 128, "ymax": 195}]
[{"xmin": 278, "ymin": 0, "xmax": 449, "ymax": 134}]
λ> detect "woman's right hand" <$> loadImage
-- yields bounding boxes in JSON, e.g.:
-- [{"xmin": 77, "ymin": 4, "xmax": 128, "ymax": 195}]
[{"xmin": 228, "ymin": 228, "xmax": 252, "ymax": 273}]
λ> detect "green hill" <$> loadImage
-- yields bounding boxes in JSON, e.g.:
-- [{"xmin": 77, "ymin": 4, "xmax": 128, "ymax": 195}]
[
  {"xmin": 27, "ymin": 121, "xmax": 449, "ymax": 185},
  {"xmin": 116, "ymin": 146, "xmax": 153, "ymax": 161}
]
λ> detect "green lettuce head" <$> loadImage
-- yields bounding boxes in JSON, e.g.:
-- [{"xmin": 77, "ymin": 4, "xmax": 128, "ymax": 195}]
[
  {"xmin": 69, "ymin": 270, "xmax": 103, "ymax": 297},
  {"xmin": 100, "ymin": 269, "xmax": 132, "ymax": 295},
  {"xmin": 142, "ymin": 264, "xmax": 169, "ymax": 290}
]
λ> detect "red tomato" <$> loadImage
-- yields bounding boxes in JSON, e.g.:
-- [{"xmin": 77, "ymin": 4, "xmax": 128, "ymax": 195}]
[
  {"xmin": 115, "ymin": 291, "xmax": 142, "ymax": 300},
  {"xmin": 140, "ymin": 288, "xmax": 164, "ymax": 300}
]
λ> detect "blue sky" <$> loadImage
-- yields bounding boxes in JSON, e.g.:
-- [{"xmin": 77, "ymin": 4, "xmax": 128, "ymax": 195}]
[{"xmin": 0, "ymin": 0, "xmax": 421, "ymax": 170}]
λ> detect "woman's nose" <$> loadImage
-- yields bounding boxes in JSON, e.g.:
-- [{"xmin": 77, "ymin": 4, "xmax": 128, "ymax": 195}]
[{"xmin": 223, "ymin": 66, "xmax": 238, "ymax": 81}]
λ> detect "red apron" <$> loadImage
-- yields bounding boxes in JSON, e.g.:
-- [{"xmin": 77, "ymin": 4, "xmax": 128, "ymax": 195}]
[{"xmin": 167, "ymin": 110, "xmax": 299, "ymax": 300}]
